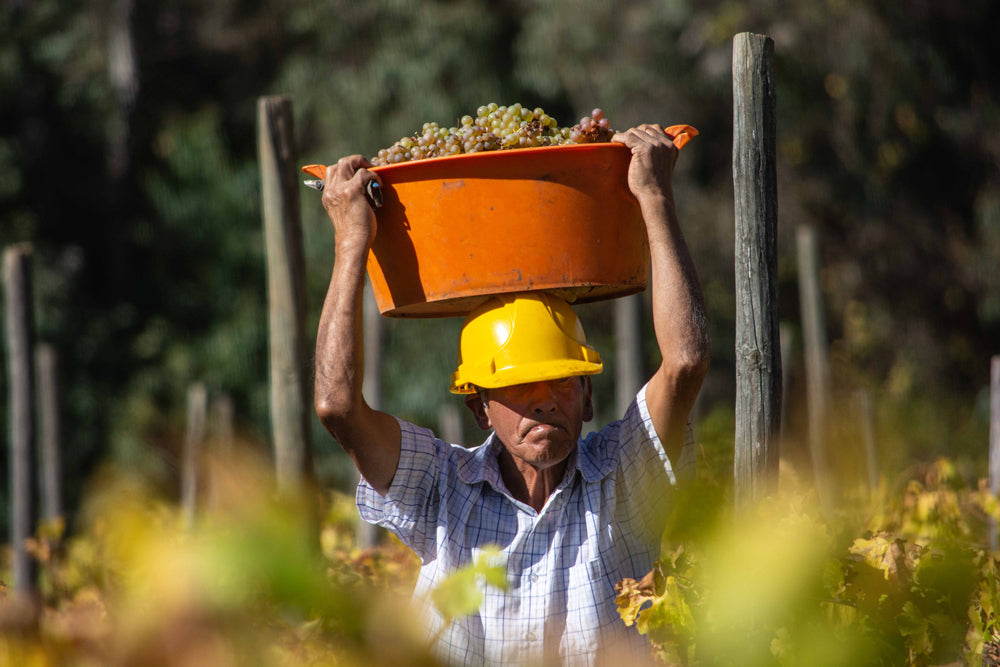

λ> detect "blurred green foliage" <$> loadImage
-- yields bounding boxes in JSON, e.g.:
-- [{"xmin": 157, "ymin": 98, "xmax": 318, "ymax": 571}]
[
  {"xmin": 619, "ymin": 458, "xmax": 1000, "ymax": 666},
  {"xmin": 1, "ymin": 0, "xmax": 998, "ymax": 529},
  {"xmin": 1, "ymin": 447, "xmax": 996, "ymax": 665}
]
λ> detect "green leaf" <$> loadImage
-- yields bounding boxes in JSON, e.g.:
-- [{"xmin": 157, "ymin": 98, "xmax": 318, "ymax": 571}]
[
  {"xmin": 472, "ymin": 546, "xmax": 508, "ymax": 591},
  {"xmin": 431, "ymin": 569, "xmax": 481, "ymax": 621},
  {"xmin": 430, "ymin": 546, "xmax": 507, "ymax": 621}
]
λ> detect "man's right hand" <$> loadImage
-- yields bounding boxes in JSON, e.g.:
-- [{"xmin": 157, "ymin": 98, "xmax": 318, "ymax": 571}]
[{"xmin": 321, "ymin": 155, "xmax": 383, "ymax": 254}]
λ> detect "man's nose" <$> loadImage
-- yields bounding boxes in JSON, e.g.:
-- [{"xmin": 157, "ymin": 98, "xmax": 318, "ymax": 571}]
[{"xmin": 526, "ymin": 382, "xmax": 557, "ymax": 412}]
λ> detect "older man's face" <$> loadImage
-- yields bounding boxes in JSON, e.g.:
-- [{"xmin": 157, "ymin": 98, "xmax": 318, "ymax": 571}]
[{"xmin": 470, "ymin": 377, "xmax": 593, "ymax": 472}]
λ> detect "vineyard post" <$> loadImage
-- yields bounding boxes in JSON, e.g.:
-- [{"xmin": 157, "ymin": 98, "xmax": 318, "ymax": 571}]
[
  {"xmin": 210, "ymin": 392, "xmax": 235, "ymax": 454},
  {"xmin": 796, "ymin": 224, "xmax": 834, "ymax": 507},
  {"xmin": 857, "ymin": 389, "xmax": 878, "ymax": 496},
  {"xmin": 990, "ymin": 356, "xmax": 999, "ymax": 551},
  {"xmin": 439, "ymin": 403, "xmax": 464, "ymax": 445},
  {"xmin": 182, "ymin": 382, "xmax": 207, "ymax": 529},
  {"xmin": 36, "ymin": 343, "xmax": 63, "ymax": 522},
  {"xmin": 4, "ymin": 244, "xmax": 39, "ymax": 595},
  {"xmin": 778, "ymin": 322, "xmax": 794, "ymax": 443},
  {"xmin": 356, "ymin": 282, "xmax": 382, "ymax": 548},
  {"xmin": 732, "ymin": 32, "xmax": 781, "ymax": 508},
  {"xmin": 205, "ymin": 392, "xmax": 234, "ymax": 510},
  {"xmin": 615, "ymin": 293, "xmax": 644, "ymax": 418},
  {"xmin": 258, "ymin": 95, "xmax": 315, "ymax": 494}
]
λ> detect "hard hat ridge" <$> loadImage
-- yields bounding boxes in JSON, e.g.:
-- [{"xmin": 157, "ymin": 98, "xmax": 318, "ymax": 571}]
[{"xmin": 449, "ymin": 292, "xmax": 603, "ymax": 394}]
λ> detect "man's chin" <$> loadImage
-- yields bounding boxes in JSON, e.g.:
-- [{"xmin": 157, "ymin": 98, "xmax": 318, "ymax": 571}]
[{"xmin": 520, "ymin": 438, "xmax": 575, "ymax": 464}]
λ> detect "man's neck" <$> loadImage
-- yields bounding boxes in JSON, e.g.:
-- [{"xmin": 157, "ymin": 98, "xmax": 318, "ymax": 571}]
[{"xmin": 497, "ymin": 448, "xmax": 571, "ymax": 513}]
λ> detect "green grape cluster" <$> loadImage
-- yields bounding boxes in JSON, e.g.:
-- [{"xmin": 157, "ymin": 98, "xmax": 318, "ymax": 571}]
[{"xmin": 370, "ymin": 104, "xmax": 614, "ymax": 166}]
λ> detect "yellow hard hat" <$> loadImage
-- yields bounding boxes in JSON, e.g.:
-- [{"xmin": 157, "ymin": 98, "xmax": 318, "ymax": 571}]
[{"xmin": 449, "ymin": 292, "xmax": 603, "ymax": 394}]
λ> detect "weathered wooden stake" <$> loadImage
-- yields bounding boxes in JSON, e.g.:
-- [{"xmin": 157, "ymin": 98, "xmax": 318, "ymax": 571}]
[
  {"xmin": 778, "ymin": 322, "xmax": 795, "ymax": 446},
  {"xmin": 438, "ymin": 403, "xmax": 464, "ymax": 446},
  {"xmin": 209, "ymin": 392, "xmax": 235, "ymax": 454},
  {"xmin": 363, "ymin": 280, "xmax": 382, "ymax": 415},
  {"xmin": 36, "ymin": 343, "xmax": 62, "ymax": 522},
  {"xmin": 989, "ymin": 356, "xmax": 1000, "ymax": 551},
  {"xmin": 4, "ymin": 244, "xmax": 38, "ymax": 594},
  {"xmin": 182, "ymin": 382, "xmax": 207, "ymax": 529},
  {"xmin": 206, "ymin": 392, "xmax": 235, "ymax": 512},
  {"xmin": 857, "ymin": 389, "xmax": 878, "ymax": 496},
  {"xmin": 796, "ymin": 224, "xmax": 833, "ymax": 507},
  {"xmin": 615, "ymin": 293, "xmax": 644, "ymax": 417},
  {"xmin": 733, "ymin": 32, "xmax": 781, "ymax": 508},
  {"xmin": 258, "ymin": 95, "xmax": 315, "ymax": 494},
  {"xmin": 356, "ymin": 282, "xmax": 382, "ymax": 548}
]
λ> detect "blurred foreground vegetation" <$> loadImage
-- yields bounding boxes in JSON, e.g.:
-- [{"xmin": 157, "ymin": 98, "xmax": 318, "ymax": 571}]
[
  {"xmin": 1, "ymin": 445, "xmax": 999, "ymax": 666},
  {"xmin": 622, "ymin": 457, "xmax": 1000, "ymax": 666},
  {"xmin": 2, "ymin": 0, "xmax": 998, "ymax": 525}
]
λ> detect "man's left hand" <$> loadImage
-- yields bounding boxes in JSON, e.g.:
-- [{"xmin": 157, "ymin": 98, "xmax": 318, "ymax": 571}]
[{"xmin": 611, "ymin": 124, "xmax": 679, "ymax": 205}]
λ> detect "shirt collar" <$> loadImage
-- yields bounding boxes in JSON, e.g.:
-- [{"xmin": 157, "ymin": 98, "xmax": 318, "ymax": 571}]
[{"xmin": 455, "ymin": 430, "xmax": 615, "ymax": 489}]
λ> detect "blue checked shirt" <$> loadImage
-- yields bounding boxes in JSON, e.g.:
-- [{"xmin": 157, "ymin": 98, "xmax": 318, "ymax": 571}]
[{"xmin": 357, "ymin": 384, "xmax": 694, "ymax": 666}]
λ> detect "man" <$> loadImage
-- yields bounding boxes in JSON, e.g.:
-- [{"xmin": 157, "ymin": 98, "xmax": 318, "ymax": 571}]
[{"xmin": 314, "ymin": 124, "xmax": 709, "ymax": 665}]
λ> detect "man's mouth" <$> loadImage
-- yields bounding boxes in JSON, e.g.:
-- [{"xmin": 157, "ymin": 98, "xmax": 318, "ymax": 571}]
[{"xmin": 525, "ymin": 422, "xmax": 563, "ymax": 437}]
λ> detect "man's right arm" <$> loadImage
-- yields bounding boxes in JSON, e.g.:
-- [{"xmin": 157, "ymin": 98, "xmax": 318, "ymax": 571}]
[{"xmin": 314, "ymin": 156, "xmax": 401, "ymax": 495}]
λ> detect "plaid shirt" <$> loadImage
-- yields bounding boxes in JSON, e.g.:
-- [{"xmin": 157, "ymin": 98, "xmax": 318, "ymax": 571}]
[{"xmin": 357, "ymin": 385, "xmax": 693, "ymax": 666}]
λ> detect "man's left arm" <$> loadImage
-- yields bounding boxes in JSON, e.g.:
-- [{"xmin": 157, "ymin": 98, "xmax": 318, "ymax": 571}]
[{"xmin": 613, "ymin": 125, "xmax": 710, "ymax": 468}]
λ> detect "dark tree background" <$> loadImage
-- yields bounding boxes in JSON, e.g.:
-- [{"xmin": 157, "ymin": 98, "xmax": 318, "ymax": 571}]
[{"xmin": 2, "ymin": 0, "xmax": 998, "ymax": 528}]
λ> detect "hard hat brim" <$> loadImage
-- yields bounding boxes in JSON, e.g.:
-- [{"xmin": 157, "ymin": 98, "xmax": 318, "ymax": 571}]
[{"xmin": 449, "ymin": 358, "xmax": 603, "ymax": 395}]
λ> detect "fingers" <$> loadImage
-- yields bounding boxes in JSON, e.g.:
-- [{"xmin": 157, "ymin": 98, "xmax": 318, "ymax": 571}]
[
  {"xmin": 325, "ymin": 155, "xmax": 377, "ymax": 185},
  {"xmin": 323, "ymin": 155, "xmax": 383, "ymax": 204},
  {"xmin": 612, "ymin": 124, "xmax": 675, "ymax": 149}
]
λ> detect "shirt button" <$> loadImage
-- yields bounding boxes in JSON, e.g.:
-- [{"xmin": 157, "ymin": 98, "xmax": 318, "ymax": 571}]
[
  {"xmin": 529, "ymin": 572, "xmax": 539, "ymax": 583},
  {"xmin": 526, "ymin": 630, "xmax": 537, "ymax": 641}
]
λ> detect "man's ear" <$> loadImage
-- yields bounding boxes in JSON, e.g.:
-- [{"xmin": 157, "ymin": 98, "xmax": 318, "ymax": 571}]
[
  {"xmin": 464, "ymin": 392, "xmax": 492, "ymax": 430},
  {"xmin": 582, "ymin": 376, "xmax": 594, "ymax": 422}
]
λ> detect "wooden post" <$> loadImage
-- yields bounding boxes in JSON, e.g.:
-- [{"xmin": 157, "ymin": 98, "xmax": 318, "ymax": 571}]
[
  {"xmin": 439, "ymin": 403, "xmax": 464, "ymax": 445},
  {"xmin": 36, "ymin": 343, "xmax": 62, "ymax": 522},
  {"xmin": 355, "ymin": 282, "xmax": 383, "ymax": 548},
  {"xmin": 363, "ymin": 280, "xmax": 382, "ymax": 414},
  {"xmin": 206, "ymin": 392, "xmax": 234, "ymax": 512},
  {"xmin": 989, "ymin": 356, "xmax": 1000, "ymax": 551},
  {"xmin": 182, "ymin": 382, "xmax": 207, "ymax": 529},
  {"xmin": 857, "ymin": 389, "xmax": 878, "ymax": 496},
  {"xmin": 258, "ymin": 95, "xmax": 315, "ymax": 494},
  {"xmin": 796, "ymin": 224, "xmax": 833, "ymax": 506},
  {"xmin": 4, "ymin": 244, "xmax": 38, "ymax": 594},
  {"xmin": 733, "ymin": 33, "xmax": 781, "ymax": 508},
  {"xmin": 778, "ymin": 322, "xmax": 794, "ymax": 445},
  {"xmin": 615, "ymin": 294, "xmax": 644, "ymax": 417},
  {"xmin": 209, "ymin": 392, "xmax": 235, "ymax": 454}
]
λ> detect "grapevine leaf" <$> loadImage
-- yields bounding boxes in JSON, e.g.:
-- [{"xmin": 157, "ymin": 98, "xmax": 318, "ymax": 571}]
[
  {"xmin": 898, "ymin": 600, "xmax": 933, "ymax": 656},
  {"xmin": 431, "ymin": 568, "xmax": 481, "ymax": 621},
  {"xmin": 615, "ymin": 576, "xmax": 652, "ymax": 627},
  {"xmin": 472, "ymin": 546, "xmax": 508, "ymax": 591},
  {"xmin": 849, "ymin": 533, "xmax": 913, "ymax": 584},
  {"xmin": 430, "ymin": 546, "xmax": 508, "ymax": 621}
]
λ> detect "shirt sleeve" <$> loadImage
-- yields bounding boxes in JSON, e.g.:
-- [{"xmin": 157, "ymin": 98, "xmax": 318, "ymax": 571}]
[
  {"xmin": 355, "ymin": 417, "xmax": 444, "ymax": 560},
  {"xmin": 632, "ymin": 383, "xmax": 697, "ymax": 483},
  {"xmin": 612, "ymin": 384, "xmax": 696, "ymax": 540}
]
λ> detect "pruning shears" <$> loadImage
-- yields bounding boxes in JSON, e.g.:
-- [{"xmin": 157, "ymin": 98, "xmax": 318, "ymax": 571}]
[{"xmin": 300, "ymin": 165, "xmax": 383, "ymax": 210}]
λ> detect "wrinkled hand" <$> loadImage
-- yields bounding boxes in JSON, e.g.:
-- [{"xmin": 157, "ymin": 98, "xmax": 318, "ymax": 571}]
[
  {"xmin": 321, "ymin": 155, "xmax": 383, "ymax": 252},
  {"xmin": 611, "ymin": 124, "xmax": 679, "ymax": 205}
]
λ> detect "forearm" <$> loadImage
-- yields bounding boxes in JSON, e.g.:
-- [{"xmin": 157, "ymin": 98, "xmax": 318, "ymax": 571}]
[
  {"xmin": 314, "ymin": 242, "xmax": 368, "ymax": 426},
  {"xmin": 638, "ymin": 192, "xmax": 710, "ymax": 464},
  {"xmin": 639, "ymin": 193, "xmax": 710, "ymax": 376}
]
